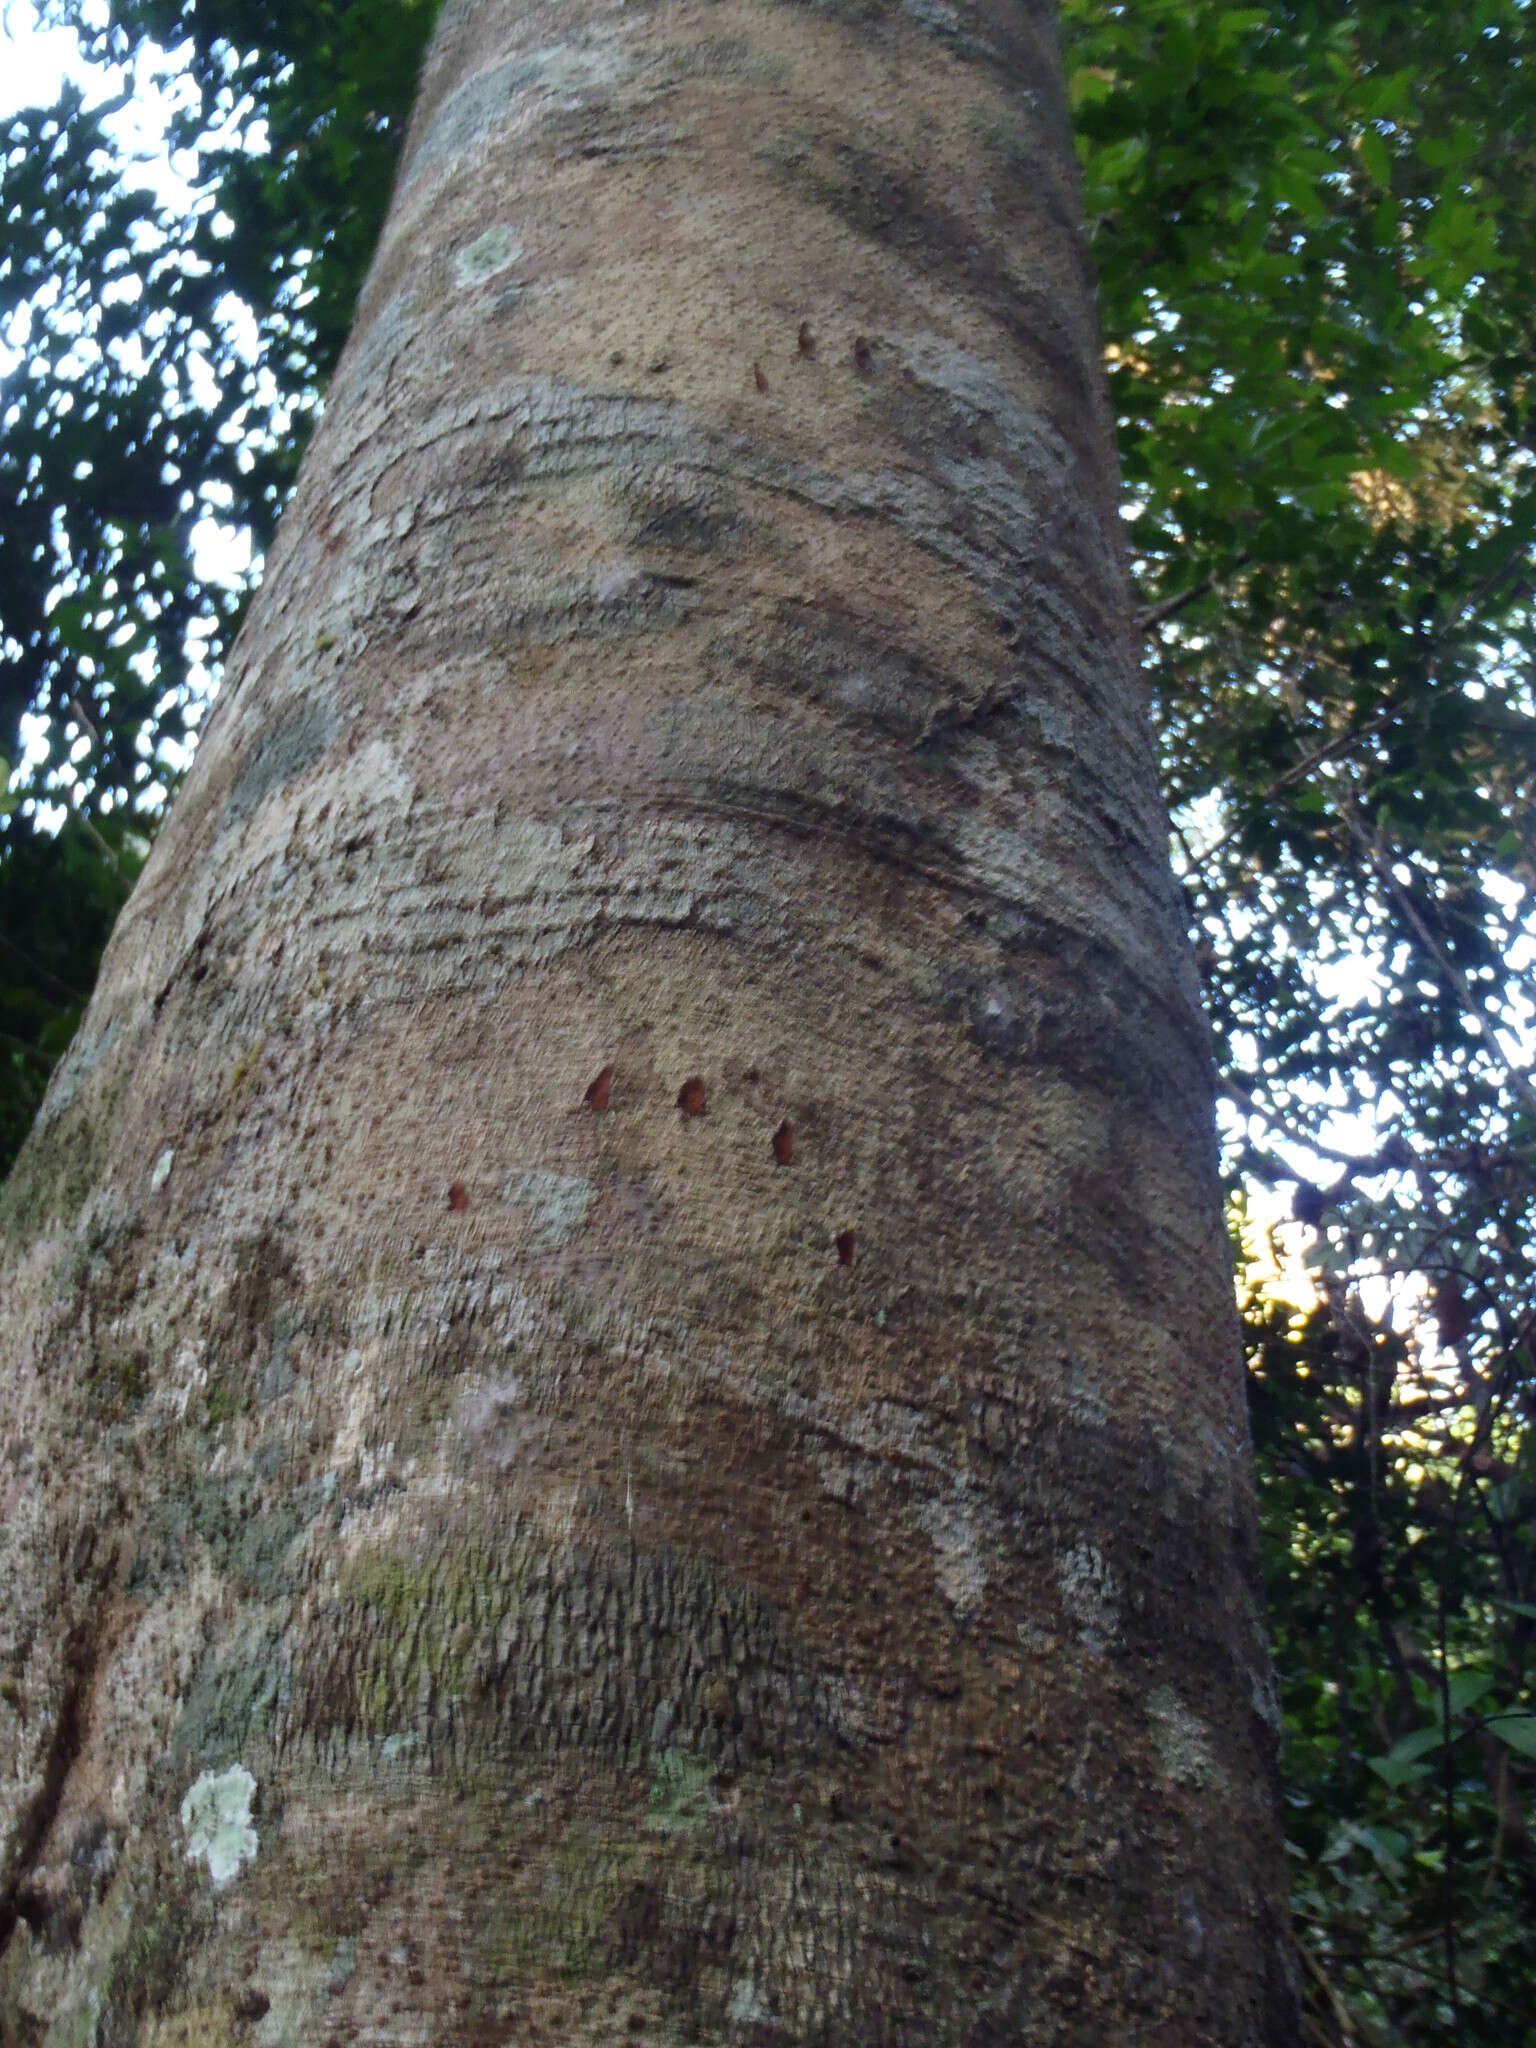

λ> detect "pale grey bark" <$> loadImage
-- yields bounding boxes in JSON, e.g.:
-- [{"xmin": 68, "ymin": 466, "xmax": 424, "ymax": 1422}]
[{"xmin": 0, "ymin": 3, "xmax": 1297, "ymax": 2042}]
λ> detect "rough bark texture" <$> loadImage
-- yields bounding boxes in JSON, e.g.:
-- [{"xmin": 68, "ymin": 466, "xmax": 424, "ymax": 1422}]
[{"xmin": 0, "ymin": 3, "xmax": 1298, "ymax": 2042}]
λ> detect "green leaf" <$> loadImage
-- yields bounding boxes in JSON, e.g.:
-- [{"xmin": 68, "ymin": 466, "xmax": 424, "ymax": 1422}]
[
  {"xmin": 1069, "ymin": 67, "xmax": 1117, "ymax": 114},
  {"xmin": 1366, "ymin": 1755, "xmax": 1428, "ymax": 1789},
  {"xmin": 1358, "ymin": 128, "xmax": 1392, "ymax": 190},
  {"xmin": 1213, "ymin": 8, "xmax": 1271, "ymax": 47},
  {"xmin": 1447, "ymin": 1669, "xmax": 1494, "ymax": 1714},
  {"xmin": 1486, "ymin": 1714, "xmax": 1536, "ymax": 1759},
  {"xmin": 1093, "ymin": 135, "xmax": 1149, "ymax": 189},
  {"xmin": 1353, "ymin": 68, "xmax": 1415, "ymax": 120},
  {"xmin": 1387, "ymin": 1723, "xmax": 1448, "ymax": 1765},
  {"xmin": 1356, "ymin": 1825, "xmax": 1408, "ymax": 1867}
]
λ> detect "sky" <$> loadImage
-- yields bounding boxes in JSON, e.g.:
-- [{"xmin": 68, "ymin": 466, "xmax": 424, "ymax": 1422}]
[
  {"xmin": 0, "ymin": 3, "xmax": 84, "ymax": 115},
  {"xmin": 2, "ymin": 0, "xmax": 258, "ymax": 803},
  {"xmin": 0, "ymin": 1, "xmax": 196, "ymax": 149}
]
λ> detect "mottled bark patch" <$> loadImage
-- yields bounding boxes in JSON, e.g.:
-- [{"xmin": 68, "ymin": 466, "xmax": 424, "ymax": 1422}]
[
  {"xmin": 939, "ymin": 905, "xmax": 1209, "ymax": 1119},
  {"xmin": 615, "ymin": 468, "xmax": 738, "ymax": 555},
  {"xmin": 724, "ymin": 603, "xmax": 977, "ymax": 745},
  {"xmin": 223, "ymin": 696, "xmax": 340, "ymax": 825},
  {"xmin": 276, "ymin": 1516, "xmax": 881, "ymax": 1778}
]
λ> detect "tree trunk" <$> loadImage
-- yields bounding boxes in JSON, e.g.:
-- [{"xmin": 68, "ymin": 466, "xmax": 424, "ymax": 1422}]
[{"xmin": 0, "ymin": 3, "xmax": 1297, "ymax": 2041}]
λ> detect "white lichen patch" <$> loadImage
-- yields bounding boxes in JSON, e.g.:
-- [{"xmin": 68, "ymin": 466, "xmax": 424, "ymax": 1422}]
[
  {"xmin": 180, "ymin": 1764, "xmax": 258, "ymax": 1886},
  {"xmin": 358, "ymin": 1441, "xmax": 398, "ymax": 1490},
  {"xmin": 1016, "ymin": 1619, "xmax": 1060, "ymax": 1656},
  {"xmin": 901, "ymin": 0, "xmax": 968, "ymax": 39},
  {"xmin": 817, "ymin": 1453, "xmax": 867, "ymax": 1507},
  {"xmin": 456, "ymin": 224, "xmax": 522, "ymax": 288},
  {"xmin": 729, "ymin": 1980, "xmax": 772, "ymax": 2026},
  {"xmin": 1146, "ymin": 1685, "xmax": 1219, "ymax": 1788},
  {"xmin": 150, "ymin": 1147, "xmax": 175, "ymax": 1192},
  {"xmin": 240, "ymin": 1933, "xmax": 333, "ymax": 2048},
  {"xmin": 46, "ymin": 1984, "xmax": 103, "ymax": 2048},
  {"xmin": 1250, "ymin": 1661, "xmax": 1283, "ymax": 1732},
  {"xmin": 1056, "ymin": 1541, "xmax": 1120, "ymax": 1655},
  {"xmin": 36, "ymin": 1017, "xmax": 118, "ymax": 1131},
  {"xmin": 459, "ymin": 1373, "xmax": 553, "ymax": 1473},
  {"xmin": 171, "ymin": 1340, "xmax": 207, "ymax": 1422},
  {"xmin": 500, "ymin": 1165, "xmax": 596, "ymax": 1249},
  {"xmin": 918, "ymin": 1489, "xmax": 987, "ymax": 1618},
  {"xmin": 1060, "ymin": 1354, "xmax": 1109, "ymax": 1429},
  {"xmin": 647, "ymin": 1749, "xmax": 716, "ymax": 1834}
]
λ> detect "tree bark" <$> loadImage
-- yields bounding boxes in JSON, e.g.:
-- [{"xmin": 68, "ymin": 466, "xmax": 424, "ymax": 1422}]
[{"xmin": 0, "ymin": 3, "xmax": 1297, "ymax": 2041}]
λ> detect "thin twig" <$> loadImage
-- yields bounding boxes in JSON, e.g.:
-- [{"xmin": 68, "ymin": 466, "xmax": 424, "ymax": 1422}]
[
  {"xmin": 1170, "ymin": 812, "xmax": 1200, "ymax": 878},
  {"xmin": 1219, "ymin": 1072, "xmax": 1378, "ymax": 1172},
  {"xmin": 1295, "ymin": 1933, "xmax": 1532, "ymax": 2030},
  {"xmin": 0, "ymin": 1028, "xmax": 57, "ymax": 1067},
  {"xmin": 68, "ymin": 695, "xmax": 103, "ymax": 748},
  {"xmin": 1181, "ymin": 544, "xmax": 1528, "ymax": 880},
  {"xmin": 0, "ymin": 927, "xmax": 90, "ymax": 1006},
  {"xmin": 1217, "ymin": 1072, "xmax": 1486, "ymax": 1182},
  {"xmin": 50, "ymin": 708, "xmax": 128, "ymax": 880},
  {"xmin": 1297, "ymin": 1938, "xmax": 1364, "ymax": 2047},
  {"xmin": 71, "ymin": 803, "xmax": 126, "ymax": 878},
  {"xmin": 1186, "ymin": 697, "xmax": 1403, "ymax": 878},
  {"xmin": 1341, "ymin": 803, "xmax": 1536, "ymax": 1121},
  {"xmin": 1140, "ymin": 558, "xmax": 1244, "ymax": 633},
  {"xmin": 1439, "ymin": 1464, "xmax": 1470, "ymax": 2048}
]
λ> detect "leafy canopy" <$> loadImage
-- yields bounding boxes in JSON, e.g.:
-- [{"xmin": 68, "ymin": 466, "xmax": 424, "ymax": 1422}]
[{"xmin": 1070, "ymin": 4, "xmax": 1536, "ymax": 2040}]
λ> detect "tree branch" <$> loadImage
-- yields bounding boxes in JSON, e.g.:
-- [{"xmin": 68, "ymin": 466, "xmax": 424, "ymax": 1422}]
[{"xmin": 1341, "ymin": 802, "xmax": 1536, "ymax": 1123}]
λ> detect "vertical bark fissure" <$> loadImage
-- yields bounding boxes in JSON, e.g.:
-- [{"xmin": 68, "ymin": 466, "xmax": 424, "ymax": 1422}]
[{"xmin": 0, "ymin": 1620, "xmax": 99, "ymax": 1961}]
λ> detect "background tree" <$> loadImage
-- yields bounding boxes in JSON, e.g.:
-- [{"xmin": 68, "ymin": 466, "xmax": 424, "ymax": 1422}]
[
  {"xmin": 0, "ymin": 2, "xmax": 1297, "ymax": 2043},
  {"xmin": 1, "ymin": 0, "xmax": 437, "ymax": 1153},
  {"xmin": 1066, "ymin": 5, "xmax": 1536, "ymax": 2040}
]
